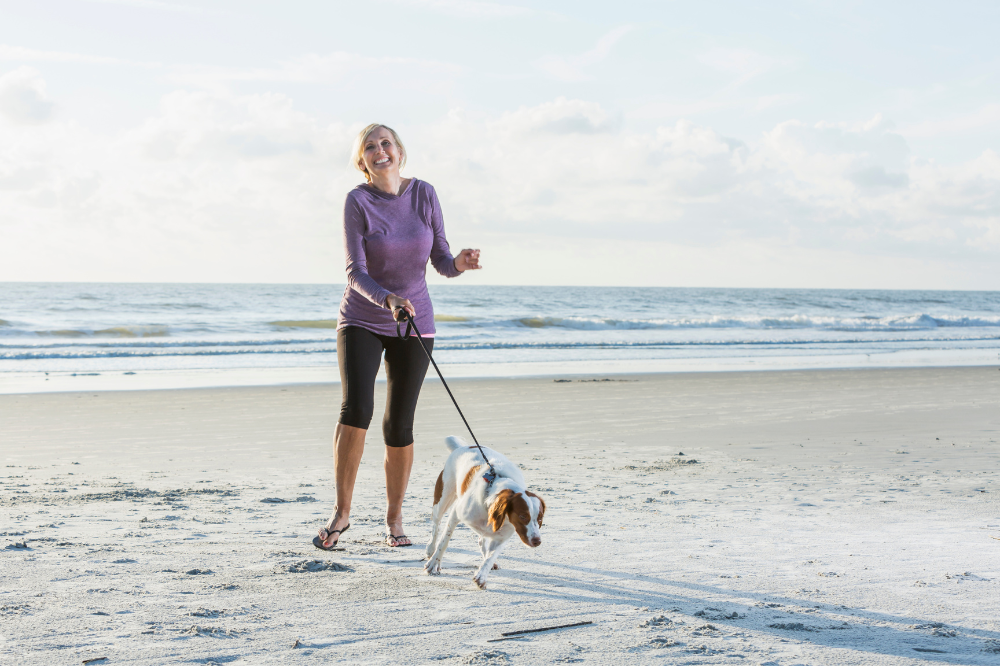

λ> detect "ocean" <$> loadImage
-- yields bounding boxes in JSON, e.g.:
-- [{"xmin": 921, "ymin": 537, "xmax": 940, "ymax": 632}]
[{"xmin": 2, "ymin": 282, "xmax": 999, "ymax": 392}]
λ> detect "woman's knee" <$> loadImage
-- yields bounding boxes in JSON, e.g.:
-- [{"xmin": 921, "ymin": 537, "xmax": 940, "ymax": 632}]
[
  {"xmin": 340, "ymin": 399, "xmax": 374, "ymax": 430},
  {"xmin": 382, "ymin": 418, "xmax": 414, "ymax": 448}
]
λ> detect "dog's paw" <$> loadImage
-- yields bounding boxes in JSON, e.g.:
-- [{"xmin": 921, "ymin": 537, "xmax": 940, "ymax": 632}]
[
  {"xmin": 473, "ymin": 575, "xmax": 488, "ymax": 590},
  {"xmin": 492, "ymin": 562, "xmax": 500, "ymax": 570},
  {"xmin": 424, "ymin": 561, "xmax": 442, "ymax": 576}
]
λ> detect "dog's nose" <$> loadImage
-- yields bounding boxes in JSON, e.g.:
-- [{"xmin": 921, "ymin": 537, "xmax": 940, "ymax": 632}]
[{"xmin": 530, "ymin": 536, "xmax": 542, "ymax": 547}]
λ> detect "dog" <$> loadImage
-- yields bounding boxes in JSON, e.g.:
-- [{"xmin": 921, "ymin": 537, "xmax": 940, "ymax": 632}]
[{"xmin": 424, "ymin": 436, "xmax": 546, "ymax": 589}]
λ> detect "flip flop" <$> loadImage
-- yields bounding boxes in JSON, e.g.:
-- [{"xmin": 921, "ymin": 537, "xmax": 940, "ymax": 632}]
[
  {"xmin": 313, "ymin": 523, "xmax": 349, "ymax": 551},
  {"xmin": 386, "ymin": 534, "xmax": 412, "ymax": 547}
]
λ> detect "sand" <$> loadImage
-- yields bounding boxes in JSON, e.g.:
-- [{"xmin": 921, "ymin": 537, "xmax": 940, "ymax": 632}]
[{"xmin": 2, "ymin": 366, "xmax": 1000, "ymax": 665}]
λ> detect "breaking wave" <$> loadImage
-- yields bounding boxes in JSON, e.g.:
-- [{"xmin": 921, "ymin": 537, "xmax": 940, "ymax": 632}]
[
  {"xmin": 268, "ymin": 319, "xmax": 339, "ymax": 329},
  {"xmin": 493, "ymin": 313, "xmax": 1000, "ymax": 332},
  {"xmin": 15, "ymin": 325, "xmax": 170, "ymax": 338},
  {"xmin": 4, "ymin": 334, "xmax": 1000, "ymax": 361}
]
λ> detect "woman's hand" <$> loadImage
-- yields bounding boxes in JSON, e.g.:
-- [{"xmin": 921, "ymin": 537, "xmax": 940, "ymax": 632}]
[
  {"xmin": 386, "ymin": 293, "xmax": 415, "ymax": 319},
  {"xmin": 454, "ymin": 248, "xmax": 481, "ymax": 272}
]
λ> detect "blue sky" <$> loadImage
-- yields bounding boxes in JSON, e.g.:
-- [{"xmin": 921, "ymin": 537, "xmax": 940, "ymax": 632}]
[{"xmin": 1, "ymin": 0, "xmax": 998, "ymax": 288}]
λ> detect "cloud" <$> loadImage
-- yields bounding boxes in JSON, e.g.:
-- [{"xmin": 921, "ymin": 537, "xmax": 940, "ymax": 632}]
[
  {"xmin": 0, "ymin": 83, "xmax": 997, "ymax": 285},
  {"xmin": 537, "ymin": 25, "xmax": 633, "ymax": 82},
  {"xmin": 493, "ymin": 97, "xmax": 617, "ymax": 135},
  {"xmin": 0, "ymin": 67, "xmax": 54, "ymax": 124},
  {"xmin": 848, "ymin": 166, "xmax": 909, "ymax": 190},
  {"xmin": 415, "ymin": 103, "xmax": 999, "ymax": 265},
  {"xmin": 0, "ymin": 81, "xmax": 363, "ymax": 282}
]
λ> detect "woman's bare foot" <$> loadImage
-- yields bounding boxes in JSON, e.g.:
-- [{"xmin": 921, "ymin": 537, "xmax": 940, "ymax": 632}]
[
  {"xmin": 319, "ymin": 509, "xmax": 351, "ymax": 548},
  {"xmin": 385, "ymin": 516, "xmax": 411, "ymax": 547}
]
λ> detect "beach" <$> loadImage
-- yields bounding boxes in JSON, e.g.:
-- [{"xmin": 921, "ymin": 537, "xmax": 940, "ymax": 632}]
[{"xmin": 2, "ymin": 366, "xmax": 1000, "ymax": 665}]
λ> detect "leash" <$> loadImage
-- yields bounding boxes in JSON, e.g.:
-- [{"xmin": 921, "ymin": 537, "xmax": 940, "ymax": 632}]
[{"xmin": 394, "ymin": 307, "xmax": 498, "ymax": 486}]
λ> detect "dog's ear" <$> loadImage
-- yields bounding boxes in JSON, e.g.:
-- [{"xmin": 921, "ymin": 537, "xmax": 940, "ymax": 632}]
[
  {"xmin": 525, "ymin": 490, "xmax": 546, "ymax": 527},
  {"xmin": 488, "ymin": 489, "xmax": 516, "ymax": 532}
]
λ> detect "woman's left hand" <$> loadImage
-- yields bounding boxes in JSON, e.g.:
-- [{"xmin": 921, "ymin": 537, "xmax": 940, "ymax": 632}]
[{"xmin": 454, "ymin": 248, "xmax": 481, "ymax": 272}]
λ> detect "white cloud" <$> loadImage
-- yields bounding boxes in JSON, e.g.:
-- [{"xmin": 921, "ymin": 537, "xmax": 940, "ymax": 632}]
[
  {"xmin": 416, "ymin": 103, "xmax": 999, "ymax": 269},
  {"xmin": 537, "ymin": 26, "xmax": 633, "ymax": 82},
  {"xmin": 0, "ymin": 78, "xmax": 997, "ymax": 286},
  {"xmin": 0, "ymin": 67, "xmax": 54, "ymax": 124}
]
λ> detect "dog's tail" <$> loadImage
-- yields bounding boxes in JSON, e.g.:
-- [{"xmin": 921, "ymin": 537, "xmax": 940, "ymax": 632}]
[{"xmin": 445, "ymin": 436, "xmax": 466, "ymax": 451}]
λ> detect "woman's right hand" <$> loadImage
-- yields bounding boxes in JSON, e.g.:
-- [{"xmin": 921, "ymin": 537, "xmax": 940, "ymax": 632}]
[{"xmin": 386, "ymin": 293, "xmax": 415, "ymax": 320}]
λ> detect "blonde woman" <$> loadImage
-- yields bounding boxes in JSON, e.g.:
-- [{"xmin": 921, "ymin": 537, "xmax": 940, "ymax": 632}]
[{"xmin": 315, "ymin": 124, "xmax": 481, "ymax": 550}]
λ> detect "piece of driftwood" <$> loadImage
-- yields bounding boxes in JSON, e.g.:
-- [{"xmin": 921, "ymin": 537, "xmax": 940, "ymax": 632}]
[
  {"xmin": 487, "ymin": 620, "xmax": 593, "ymax": 642},
  {"xmin": 82, "ymin": 658, "xmax": 108, "ymax": 665}
]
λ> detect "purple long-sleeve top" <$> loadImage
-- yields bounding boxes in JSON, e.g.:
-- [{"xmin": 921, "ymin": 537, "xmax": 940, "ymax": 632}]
[{"xmin": 338, "ymin": 178, "xmax": 461, "ymax": 337}]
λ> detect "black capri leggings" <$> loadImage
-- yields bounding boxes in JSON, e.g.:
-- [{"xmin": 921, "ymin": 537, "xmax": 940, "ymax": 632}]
[{"xmin": 337, "ymin": 325, "xmax": 433, "ymax": 447}]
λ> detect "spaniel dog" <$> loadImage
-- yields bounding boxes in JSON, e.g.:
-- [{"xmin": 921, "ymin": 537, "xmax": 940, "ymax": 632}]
[{"xmin": 424, "ymin": 436, "xmax": 546, "ymax": 589}]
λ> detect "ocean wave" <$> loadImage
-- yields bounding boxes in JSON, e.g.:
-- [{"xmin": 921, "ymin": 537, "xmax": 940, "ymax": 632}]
[
  {"xmin": 4, "ymin": 334, "xmax": 999, "ymax": 361},
  {"xmin": 268, "ymin": 319, "xmax": 339, "ymax": 329},
  {"xmin": 1, "ymin": 347, "xmax": 335, "ymax": 361},
  {"xmin": 95, "ymin": 326, "xmax": 168, "ymax": 338},
  {"xmin": 434, "ymin": 314, "xmax": 469, "ymax": 322},
  {"xmin": 464, "ymin": 313, "xmax": 1000, "ymax": 331},
  {"xmin": 0, "ymin": 319, "xmax": 9, "ymax": 326},
  {"xmin": 0, "ymin": 337, "xmax": 339, "ymax": 350},
  {"xmin": 25, "ymin": 325, "xmax": 170, "ymax": 338}
]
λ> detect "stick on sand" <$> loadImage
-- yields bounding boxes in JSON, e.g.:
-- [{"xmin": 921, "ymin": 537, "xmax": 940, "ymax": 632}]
[{"xmin": 487, "ymin": 620, "xmax": 593, "ymax": 641}]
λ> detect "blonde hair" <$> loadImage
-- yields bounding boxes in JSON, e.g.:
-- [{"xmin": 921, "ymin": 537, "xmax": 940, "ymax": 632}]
[{"xmin": 351, "ymin": 123, "xmax": 407, "ymax": 182}]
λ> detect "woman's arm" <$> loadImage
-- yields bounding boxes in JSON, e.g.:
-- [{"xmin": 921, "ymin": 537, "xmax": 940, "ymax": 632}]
[
  {"xmin": 343, "ymin": 195, "xmax": 393, "ymax": 308},
  {"xmin": 428, "ymin": 188, "xmax": 466, "ymax": 278}
]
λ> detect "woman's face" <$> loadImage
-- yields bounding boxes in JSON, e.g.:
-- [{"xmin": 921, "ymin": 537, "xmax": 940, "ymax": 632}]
[{"xmin": 361, "ymin": 127, "xmax": 402, "ymax": 180}]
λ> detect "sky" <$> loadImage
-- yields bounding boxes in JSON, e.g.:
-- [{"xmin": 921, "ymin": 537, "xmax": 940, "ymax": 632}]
[{"xmin": 0, "ymin": 0, "xmax": 998, "ymax": 289}]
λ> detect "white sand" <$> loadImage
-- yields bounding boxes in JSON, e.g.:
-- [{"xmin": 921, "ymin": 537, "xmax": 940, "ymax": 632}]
[{"xmin": 2, "ymin": 367, "xmax": 1000, "ymax": 665}]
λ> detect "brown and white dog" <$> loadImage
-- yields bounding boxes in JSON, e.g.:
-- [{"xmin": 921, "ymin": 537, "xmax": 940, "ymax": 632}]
[{"xmin": 424, "ymin": 436, "xmax": 546, "ymax": 589}]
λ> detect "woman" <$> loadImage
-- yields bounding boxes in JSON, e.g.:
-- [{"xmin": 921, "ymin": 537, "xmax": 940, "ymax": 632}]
[{"xmin": 315, "ymin": 123, "xmax": 481, "ymax": 550}]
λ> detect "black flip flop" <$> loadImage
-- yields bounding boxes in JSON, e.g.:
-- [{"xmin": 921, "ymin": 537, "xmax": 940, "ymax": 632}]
[
  {"xmin": 386, "ymin": 534, "xmax": 412, "ymax": 547},
  {"xmin": 313, "ymin": 523, "xmax": 349, "ymax": 551}
]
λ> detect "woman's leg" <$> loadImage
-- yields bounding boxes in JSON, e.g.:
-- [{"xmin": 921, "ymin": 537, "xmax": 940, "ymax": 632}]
[
  {"xmin": 381, "ymin": 334, "xmax": 433, "ymax": 543},
  {"xmin": 321, "ymin": 327, "xmax": 383, "ymax": 546},
  {"xmin": 322, "ymin": 422, "xmax": 366, "ymax": 544},
  {"xmin": 384, "ymin": 444, "xmax": 413, "ymax": 540}
]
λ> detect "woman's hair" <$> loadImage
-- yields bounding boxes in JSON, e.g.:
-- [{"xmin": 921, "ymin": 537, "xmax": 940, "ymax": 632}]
[{"xmin": 351, "ymin": 123, "xmax": 406, "ymax": 182}]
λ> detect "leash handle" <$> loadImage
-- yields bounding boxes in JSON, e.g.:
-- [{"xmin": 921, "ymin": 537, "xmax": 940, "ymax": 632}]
[
  {"xmin": 394, "ymin": 308, "xmax": 413, "ymax": 340},
  {"xmin": 393, "ymin": 307, "xmax": 497, "ymax": 484}
]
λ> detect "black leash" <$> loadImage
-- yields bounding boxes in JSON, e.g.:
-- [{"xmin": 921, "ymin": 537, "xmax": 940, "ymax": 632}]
[{"xmin": 394, "ymin": 307, "xmax": 498, "ymax": 486}]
